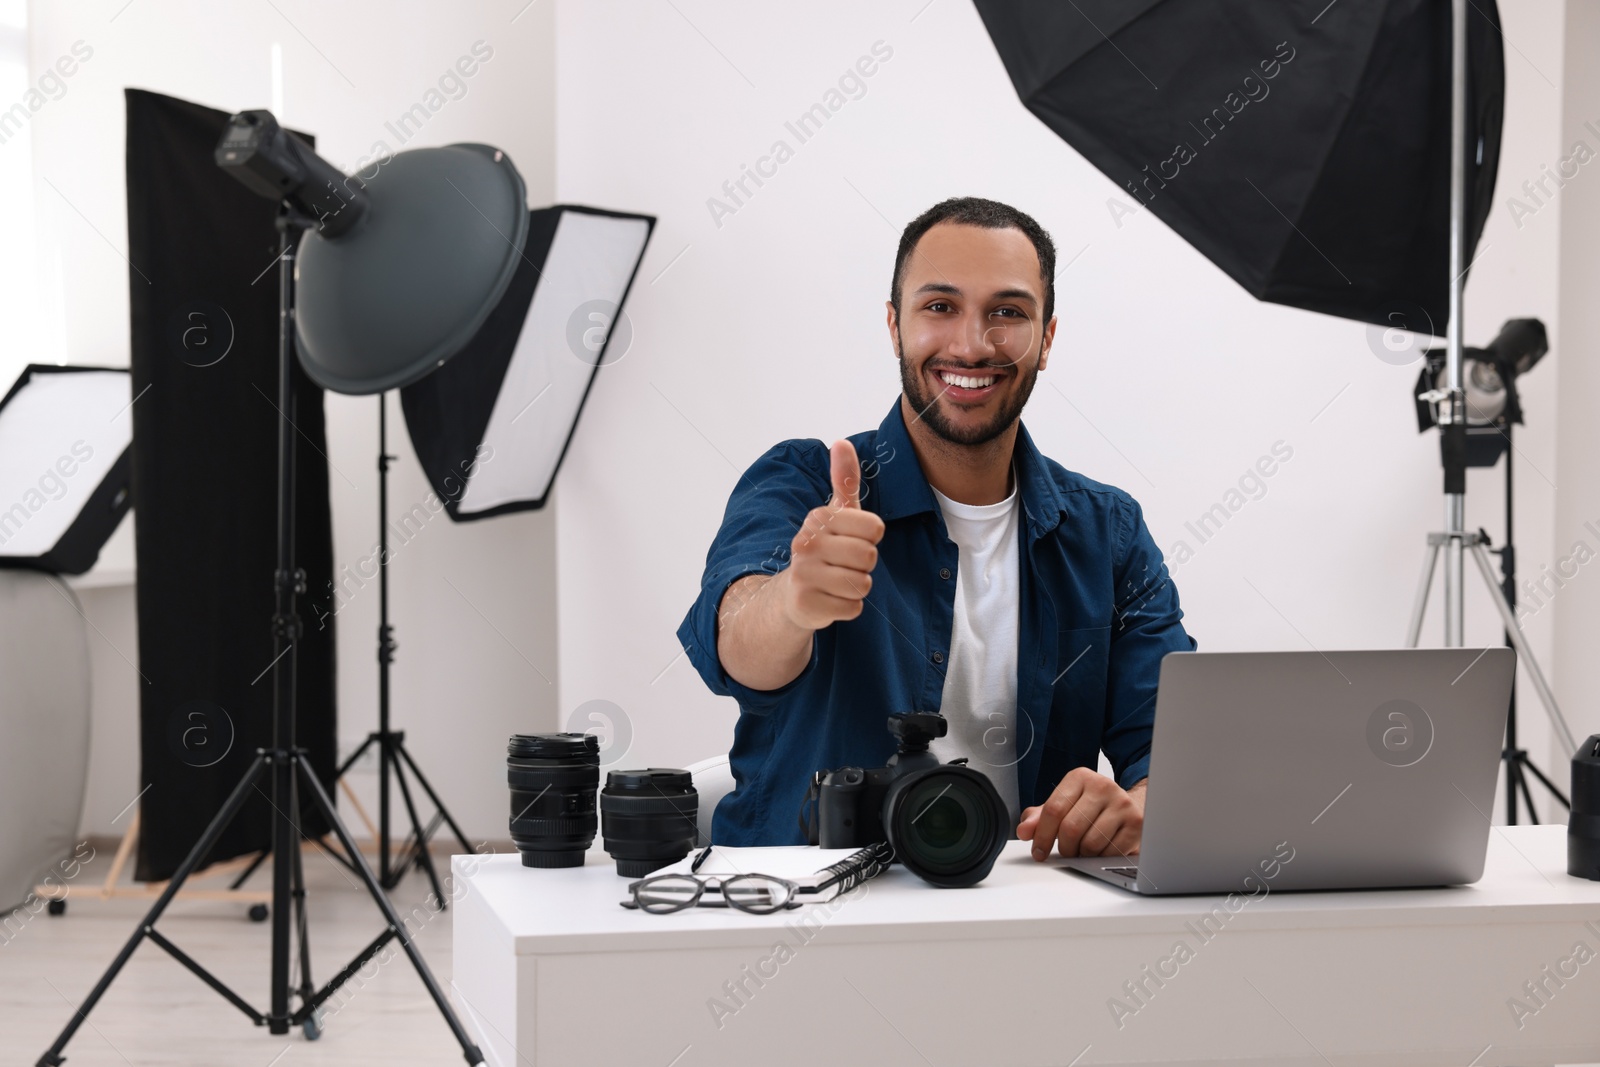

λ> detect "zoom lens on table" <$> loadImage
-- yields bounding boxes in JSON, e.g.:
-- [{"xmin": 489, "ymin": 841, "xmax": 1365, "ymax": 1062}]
[{"xmin": 507, "ymin": 733, "xmax": 600, "ymax": 868}]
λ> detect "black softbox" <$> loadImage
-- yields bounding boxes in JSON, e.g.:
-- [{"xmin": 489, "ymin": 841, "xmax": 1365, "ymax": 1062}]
[
  {"xmin": 973, "ymin": 0, "xmax": 1504, "ymax": 332},
  {"xmin": 126, "ymin": 89, "xmax": 336, "ymax": 881}
]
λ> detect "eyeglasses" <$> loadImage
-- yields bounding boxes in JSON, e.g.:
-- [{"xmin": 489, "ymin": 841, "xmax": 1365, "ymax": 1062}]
[
  {"xmin": 621, "ymin": 841, "xmax": 892, "ymax": 915},
  {"xmin": 624, "ymin": 872, "xmax": 805, "ymax": 914}
]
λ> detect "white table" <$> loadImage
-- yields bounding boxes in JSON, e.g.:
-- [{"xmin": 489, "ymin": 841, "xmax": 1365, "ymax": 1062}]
[{"xmin": 451, "ymin": 826, "xmax": 1600, "ymax": 1067}]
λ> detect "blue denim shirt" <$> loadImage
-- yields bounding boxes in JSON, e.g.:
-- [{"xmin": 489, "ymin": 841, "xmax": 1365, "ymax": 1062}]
[{"xmin": 676, "ymin": 398, "xmax": 1195, "ymax": 846}]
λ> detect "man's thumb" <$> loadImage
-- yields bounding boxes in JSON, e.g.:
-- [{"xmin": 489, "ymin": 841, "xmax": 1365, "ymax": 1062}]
[{"xmin": 829, "ymin": 439, "xmax": 861, "ymax": 509}]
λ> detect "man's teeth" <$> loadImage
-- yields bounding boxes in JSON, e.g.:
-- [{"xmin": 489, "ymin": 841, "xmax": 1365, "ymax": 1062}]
[{"xmin": 939, "ymin": 371, "xmax": 997, "ymax": 389}]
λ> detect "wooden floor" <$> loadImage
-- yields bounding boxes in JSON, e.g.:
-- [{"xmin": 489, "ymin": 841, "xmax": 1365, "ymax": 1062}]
[{"xmin": 2, "ymin": 843, "xmax": 481, "ymax": 1066}]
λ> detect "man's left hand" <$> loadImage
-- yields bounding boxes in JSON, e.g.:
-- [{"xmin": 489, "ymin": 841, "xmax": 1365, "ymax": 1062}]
[{"xmin": 1016, "ymin": 769, "xmax": 1147, "ymax": 861}]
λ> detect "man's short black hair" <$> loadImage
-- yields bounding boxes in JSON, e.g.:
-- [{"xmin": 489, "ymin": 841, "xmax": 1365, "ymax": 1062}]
[{"xmin": 890, "ymin": 196, "xmax": 1056, "ymax": 326}]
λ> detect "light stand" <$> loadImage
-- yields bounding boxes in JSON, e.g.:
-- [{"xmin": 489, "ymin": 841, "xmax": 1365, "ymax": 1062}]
[
  {"xmin": 1442, "ymin": 0, "xmax": 1468, "ymax": 651},
  {"xmin": 37, "ymin": 208, "xmax": 484, "ymax": 1067},
  {"xmin": 333, "ymin": 394, "xmax": 473, "ymax": 900},
  {"xmin": 1409, "ymin": 352, "xmax": 1577, "ymax": 819},
  {"xmin": 1494, "ymin": 423, "xmax": 1571, "ymax": 821},
  {"xmin": 1405, "ymin": 0, "xmax": 1578, "ymax": 813}
]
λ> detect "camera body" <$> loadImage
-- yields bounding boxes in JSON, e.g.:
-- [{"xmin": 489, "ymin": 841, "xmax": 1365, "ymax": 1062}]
[
  {"xmin": 807, "ymin": 712, "xmax": 1008, "ymax": 888},
  {"xmin": 815, "ymin": 712, "xmax": 947, "ymax": 848}
]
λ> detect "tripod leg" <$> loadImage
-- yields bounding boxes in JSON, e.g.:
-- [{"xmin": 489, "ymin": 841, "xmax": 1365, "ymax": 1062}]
[
  {"xmin": 228, "ymin": 848, "xmax": 270, "ymax": 891},
  {"xmin": 395, "ymin": 742, "xmax": 475, "ymax": 855},
  {"xmin": 1514, "ymin": 759, "xmax": 1541, "ymax": 824},
  {"xmin": 379, "ymin": 731, "xmax": 393, "ymax": 886},
  {"xmin": 391, "ymin": 814, "xmax": 444, "ymax": 891},
  {"xmin": 37, "ymin": 754, "xmax": 270, "ymax": 1067},
  {"xmin": 391, "ymin": 757, "xmax": 445, "ymax": 905},
  {"xmin": 1406, "ymin": 540, "xmax": 1441, "ymax": 648},
  {"xmin": 1505, "ymin": 749, "xmax": 1519, "ymax": 825},
  {"xmin": 1519, "ymin": 756, "xmax": 1571, "ymax": 810},
  {"xmin": 1468, "ymin": 542, "xmax": 1580, "ymax": 753},
  {"xmin": 335, "ymin": 733, "xmax": 377, "ymax": 780},
  {"xmin": 268, "ymin": 751, "xmax": 296, "ymax": 1034},
  {"xmin": 293, "ymin": 754, "xmax": 485, "ymax": 1065},
  {"xmin": 291, "ymin": 818, "xmax": 316, "ymax": 1015},
  {"xmin": 1504, "ymin": 757, "xmax": 1531, "ymax": 825}
]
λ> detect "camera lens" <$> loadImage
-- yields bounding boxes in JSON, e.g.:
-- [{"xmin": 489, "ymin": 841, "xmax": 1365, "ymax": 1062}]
[
  {"xmin": 883, "ymin": 765, "xmax": 1007, "ymax": 887},
  {"xmin": 600, "ymin": 768, "xmax": 698, "ymax": 878},
  {"xmin": 507, "ymin": 733, "xmax": 600, "ymax": 869},
  {"xmin": 1569, "ymin": 734, "xmax": 1600, "ymax": 880}
]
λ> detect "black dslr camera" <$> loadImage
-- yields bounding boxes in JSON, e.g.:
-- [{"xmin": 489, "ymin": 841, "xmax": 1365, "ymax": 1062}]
[{"xmin": 802, "ymin": 712, "xmax": 1008, "ymax": 887}]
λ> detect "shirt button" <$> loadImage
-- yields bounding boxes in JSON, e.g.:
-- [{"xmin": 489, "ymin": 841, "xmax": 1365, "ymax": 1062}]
[
  {"xmin": 939, "ymin": 567, "xmax": 951, "ymax": 580},
  {"xmin": 931, "ymin": 650, "xmax": 944, "ymax": 664}
]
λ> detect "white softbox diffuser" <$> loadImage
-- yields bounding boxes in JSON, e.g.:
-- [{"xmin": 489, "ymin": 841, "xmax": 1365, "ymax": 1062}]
[
  {"xmin": 0, "ymin": 365, "xmax": 133, "ymax": 574},
  {"xmin": 400, "ymin": 204, "xmax": 653, "ymax": 520}
]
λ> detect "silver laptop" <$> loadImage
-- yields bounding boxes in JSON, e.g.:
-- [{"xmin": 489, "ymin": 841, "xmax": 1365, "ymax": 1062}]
[{"xmin": 1061, "ymin": 648, "xmax": 1514, "ymax": 895}]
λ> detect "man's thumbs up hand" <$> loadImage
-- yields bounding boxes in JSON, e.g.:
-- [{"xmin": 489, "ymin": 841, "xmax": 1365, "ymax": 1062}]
[{"xmin": 777, "ymin": 438, "xmax": 886, "ymax": 632}]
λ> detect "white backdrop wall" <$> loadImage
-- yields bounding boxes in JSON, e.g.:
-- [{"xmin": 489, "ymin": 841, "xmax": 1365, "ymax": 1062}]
[
  {"xmin": 553, "ymin": 0, "xmax": 1584, "ymax": 816},
  {"xmin": 11, "ymin": 0, "xmax": 1591, "ymax": 846},
  {"xmin": 1552, "ymin": 3, "xmax": 1600, "ymax": 775},
  {"xmin": 21, "ymin": 0, "xmax": 560, "ymax": 841}
]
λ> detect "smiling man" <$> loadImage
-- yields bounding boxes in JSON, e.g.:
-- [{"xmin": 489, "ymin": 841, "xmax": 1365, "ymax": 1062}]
[{"xmin": 677, "ymin": 197, "xmax": 1195, "ymax": 860}]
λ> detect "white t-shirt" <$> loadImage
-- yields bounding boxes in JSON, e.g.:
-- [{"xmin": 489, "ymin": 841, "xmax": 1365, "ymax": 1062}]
[{"xmin": 926, "ymin": 466, "xmax": 1023, "ymax": 829}]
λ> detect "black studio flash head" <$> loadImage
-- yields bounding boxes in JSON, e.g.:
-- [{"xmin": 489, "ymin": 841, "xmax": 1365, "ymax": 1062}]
[
  {"xmin": 1412, "ymin": 318, "xmax": 1549, "ymax": 470},
  {"xmin": 214, "ymin": 109, "xmax": 367, "ymax": 237},
  {"xmin": 1484, "ymin": 317, "xmax": 1550, "ymax": 379}
]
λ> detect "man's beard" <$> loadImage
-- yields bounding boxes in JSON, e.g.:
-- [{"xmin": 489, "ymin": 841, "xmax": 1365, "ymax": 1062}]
[{"xmin": 897, "ymin": 336, "xmax": 1039, "ymax": 447}]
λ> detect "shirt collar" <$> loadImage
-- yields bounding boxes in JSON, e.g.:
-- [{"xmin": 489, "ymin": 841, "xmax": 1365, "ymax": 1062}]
[{"xmin": 870, "ymin": 397, "xmax": 1068, "ymax": 538}]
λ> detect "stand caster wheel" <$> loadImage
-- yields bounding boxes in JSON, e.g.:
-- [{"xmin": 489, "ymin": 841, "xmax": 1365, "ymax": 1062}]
[
  {"xmin": 302, "ymin": 1008, "xmax": 323, "ymax": 1041},
  {"xmin": 47, "ymin": 899, "xmax": 66, "ymax": 916},
  {"xmin": 248, "ymin": 904, "xmax": 269, "ymax": 922}
]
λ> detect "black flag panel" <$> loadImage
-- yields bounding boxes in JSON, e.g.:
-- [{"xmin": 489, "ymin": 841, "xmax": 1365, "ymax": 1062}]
[{"xmin": 125, "ymin": 89, "xmax": 337, "ymax": 881}]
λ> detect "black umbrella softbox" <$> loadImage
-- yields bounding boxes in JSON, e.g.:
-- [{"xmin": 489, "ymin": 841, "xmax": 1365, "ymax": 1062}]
[{"xmin": 973, "ymin": 0, "xmax": 1504, "ymax": 331}]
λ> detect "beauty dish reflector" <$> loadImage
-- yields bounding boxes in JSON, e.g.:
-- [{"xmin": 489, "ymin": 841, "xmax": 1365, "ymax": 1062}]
[{"xmin": 294, "ymin": 143, "xmax": 530, "ymax": 395}]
